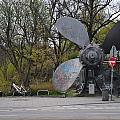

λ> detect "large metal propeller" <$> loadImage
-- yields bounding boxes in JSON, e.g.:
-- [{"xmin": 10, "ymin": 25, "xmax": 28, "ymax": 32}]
[{"xmin": 53, "ymin": 16, "xmax": 120, "ymax": 94}]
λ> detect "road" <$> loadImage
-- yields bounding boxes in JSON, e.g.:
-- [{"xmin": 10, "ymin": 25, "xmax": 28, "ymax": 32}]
[{"xmin": 0, "ymin": 96, "xmax": 120, "ymax": 120}]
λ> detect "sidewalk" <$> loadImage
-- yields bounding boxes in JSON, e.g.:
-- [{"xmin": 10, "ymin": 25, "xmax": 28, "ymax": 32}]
[
  {"xmin": 0, "ymin": 96, "xmax": 120, "ymax": 120},
  {"xmin": 0, "ymin": 96, "xmax": 120, "ymax": 109}
]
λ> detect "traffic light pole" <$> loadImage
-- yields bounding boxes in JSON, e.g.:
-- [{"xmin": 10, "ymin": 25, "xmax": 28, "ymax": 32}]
[{"xmin": 110, "ymin": 66, "xmax": 114, "ymax": 101}]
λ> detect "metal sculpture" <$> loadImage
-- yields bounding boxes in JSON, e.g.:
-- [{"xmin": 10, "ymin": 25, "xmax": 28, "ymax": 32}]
[{"xmin": 53, "ymin": 17, "xmax": 120, "ymax": 95}]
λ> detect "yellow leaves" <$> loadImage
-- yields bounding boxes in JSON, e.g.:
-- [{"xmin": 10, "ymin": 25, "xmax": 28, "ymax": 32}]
[{"xmin": 31, "ymin": 47, "xmax": 53, "ymax": 69}]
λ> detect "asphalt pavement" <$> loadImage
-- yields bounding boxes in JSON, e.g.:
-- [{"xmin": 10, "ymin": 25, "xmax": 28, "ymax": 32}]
[{"xmin": 0, "ymin": 96, "xmax": 120, "ymax": 120}]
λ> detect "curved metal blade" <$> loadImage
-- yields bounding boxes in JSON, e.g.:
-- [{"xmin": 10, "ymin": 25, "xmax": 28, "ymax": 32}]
[
  {"xmin": 55, "ymin": 17, "xmax": 90, "ymax": 48},
  {"xmin": 101, "ymin": 21, "xmax": 120, "ymax": 54},
  {"xmin": 53, "ymin": 58, "xmax": 83, "ymax": 92}
]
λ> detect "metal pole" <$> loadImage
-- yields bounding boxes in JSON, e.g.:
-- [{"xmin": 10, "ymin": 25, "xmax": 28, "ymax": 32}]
[{"xmin": 110, "ymin": 66, "xmax": 114, "ymax": 101}]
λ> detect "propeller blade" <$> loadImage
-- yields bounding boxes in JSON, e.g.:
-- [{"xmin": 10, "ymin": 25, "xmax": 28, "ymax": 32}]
[
  {"xmin": 101, "ymin": 21, "xmax": 120, "ymax": 54},
  {"xmin": 53, "ymin": 58, "xmax": 83, "ymax": 92},
  {"xmin": 55, "ymin": 17, "xmax": 90, "ymax": 49}
]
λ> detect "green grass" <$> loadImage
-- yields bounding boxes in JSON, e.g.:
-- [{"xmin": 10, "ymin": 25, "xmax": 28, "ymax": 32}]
[
  {"xmin": 30, "ymin": 81, "xmax": 54, "ymax": 96},
  {"xmin": 30, "ymin": 82, "xmax": 76, "ymax": 97},
  {"xmin": 0, "ymin": 80, "xmax": 10, "ymax": 96},
  {"xmin": 0, "ymin": 79, "xmax": 77, "ymax": 97}
]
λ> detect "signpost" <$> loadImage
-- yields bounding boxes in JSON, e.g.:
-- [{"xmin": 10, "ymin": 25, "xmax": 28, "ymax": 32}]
[
  {"xmin": 108, "ymin": 57, "xmax": 116, "ymax": 67},
  {"xmin": 108, "ymin": 56, "xmax": 116, "ymax": 101}
]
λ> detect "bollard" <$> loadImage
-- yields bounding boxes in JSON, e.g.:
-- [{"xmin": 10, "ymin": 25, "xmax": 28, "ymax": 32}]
[{"xmin": 102, "ymin": 88, "xmax": 109, "ymax": 101}]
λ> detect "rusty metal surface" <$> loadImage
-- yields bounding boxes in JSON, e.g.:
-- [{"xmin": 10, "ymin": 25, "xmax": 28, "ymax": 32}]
[{"xmin": 53, "ymin": 58, "xmax": 83, "ymax": 92}]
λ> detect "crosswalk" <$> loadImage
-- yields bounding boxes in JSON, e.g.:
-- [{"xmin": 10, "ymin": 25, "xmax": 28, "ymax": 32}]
[
  {"xmin": 0, "ymin": 104, "xmax": 120, "ymax": 112},
  {"xmin": 42, "ymin": 105, "xmax": 120, "ymax": 110}
]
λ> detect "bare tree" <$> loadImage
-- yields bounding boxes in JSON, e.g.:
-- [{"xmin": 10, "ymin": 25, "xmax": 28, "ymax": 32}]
[
  {"xmin": 0, "ymin": 0, "xmax": 49, "ymax": 87},
  {"xmin": 44, "ymin": 0, "xmax": 120, "ymax": 70},
  {"xmin": 43, "ymin": 0, "xmax": 79, "ymax": 70},
  {"xmin": 0, "ymin": 0, "xmax": 119, "ymax": 84},
  {"xmin": 56, "ymin": 0, "xmax": 120, "ymax": 42},
  {"xmin": 0, "ymin": 48, "xmax": 9, "ymax": 81}
]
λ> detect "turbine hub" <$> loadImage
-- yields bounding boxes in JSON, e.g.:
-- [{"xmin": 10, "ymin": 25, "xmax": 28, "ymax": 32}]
[{"xmin": 80, "ymin": 44, "xmax": 104, "ymax": 66}]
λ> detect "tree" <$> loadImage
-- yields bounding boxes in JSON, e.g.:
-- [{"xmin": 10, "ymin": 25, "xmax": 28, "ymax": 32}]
[
  {"xmin": 42, "ymin": 0, "xmax": 80, "ymax": 70},
  {"xmin": 0, "ymin": 0, "xmax": 119, "ymax": 87},
  {"xmin": 44, "ymin": 0, "xmax": 120, "ymax": 70},
  {"xmin": 55, "ymin": 0, "xmax": 120, "ymax": 42},
  {"xmin": 0, "ymin": 0, "xmax": 49, "ymax": 87},
  {"xmin": 0, "ymin": 48, "xmax": 9, "ymax": 81},
  {"xmin": 96, "ymin": 21, "xmax": 115, "ymax": 44},
  {"xmin": 31, "ymin": 45, "xmax": 53, "ymax": 83}
]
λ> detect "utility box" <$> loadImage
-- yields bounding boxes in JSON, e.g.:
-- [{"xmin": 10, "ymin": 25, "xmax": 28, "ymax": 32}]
[
  {"xmin": 89, "ymin": 84, "xmax": 95, "ymax": 94},
  {"xmin": 102, "ymin": 88, "xmax": 109, "ymax": 101}
]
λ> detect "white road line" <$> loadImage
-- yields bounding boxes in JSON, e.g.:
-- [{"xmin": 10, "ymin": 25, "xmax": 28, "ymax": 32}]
[
  {"xmin": 41, "ymin": 107, "xmax": 54, "ymax": 111},
  {"xmin": 103, "ymin": 107, "xmax": 120, "ymax": 109},
  {"xmin": 89, "ymin": 112, "xmax": 120, "ymax": 115},
  {"xmin": 11, "ymin": 108, "xmax": 25, "ymax": 111},
  {"xmin": 40, "ymin": 106, "xmax": 119, "ymax": 110},
  {"xmin": 0, "ymin": 115, "xmax": 17, "ymax": 117},
  {"xmin": 62, "ymin": 106, "xmax": 78, "ymax": 110},
  {"xmin": 0, "ymin": 109, "xmax": 10, "ymax": 112},
  {"xmin": 66, "ymin": 107, "xmax": 78, "ymax": 110},
  {"xmin": 55, "ymin": 106, "xmax": 65, "ymax": 110},
  {"xmin": 79, "ymin": 107, "xmax": 91, "ymax": 109},
  {"xmin": 92, "ymin": 107, "xmax": 103, "ymax": 109},
  {"xmin": 25, "ymin": 108, "xmax": 38, "ymax": 111},
  {"xmin": 62, "ymin": 106, "xmax": 73, "ymax": 108},
  {"xmin": 1, "ymin": 106, "xmax": 120, "ymax": 112}
]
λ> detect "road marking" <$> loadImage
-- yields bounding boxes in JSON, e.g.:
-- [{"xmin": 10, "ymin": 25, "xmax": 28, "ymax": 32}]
[
  {"xmin": 25, "ymin": 108, "xmax": 38, "ymax": 111},
  {"xmin": 92, "ymin": 107, "xmax": 103, "ymax": 109},
  {"xmin": 0, "ymin": 115, "xmax": 17, "ymax": 117},
  {"xmin": 62, "ymin": 106, "xmax": 78, "ymax": 109},
  {"xmin": 0, "ymin": 109, "xmax": 10, "ymax": 112},
  {"xmin": 104, "ymin": 106, "xmax": 120, "ymax": 109},
  {"xmin": 79, "ymin": 107, "xmax": 91, "ymax": 109},
  {"xmin": 10, "ymin": 108, "xmax": 27, "ymax": 112},
  {"xmin": 62, "ymin": 105, "xmax": 73, "ymax": 108},
  {"xmin": 1, "ymin": 105, "xmax": 120, "ymax": 112},
  {"xmin": 89, "ymin": 112, "xmax": 120, "ymax": 115},
  {"xmin": 55, "ymin": 106, "xmax": 65, "ymax": 110},
  {"xmin": 66, "ymin": 107, "xmax": 78, "ymax": 110}
]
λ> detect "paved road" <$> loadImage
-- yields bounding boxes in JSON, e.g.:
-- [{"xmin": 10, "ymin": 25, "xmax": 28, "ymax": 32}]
[{"xmin": 0, "ymin": 96, "xmax": 120, "ymax": 120}]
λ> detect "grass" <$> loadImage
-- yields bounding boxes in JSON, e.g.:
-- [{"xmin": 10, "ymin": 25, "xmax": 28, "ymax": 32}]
[
  {"xmin": 0, "ymin": 80, "xmax": 77, "ymax": 97},
  {"xmin": 30, "ymin": 82, "xmax": 76, "ymax": 97},
  {"xmin": 0, "ymin": 80, "xmax": 10, "ymax": 96},
  {"xmin": 30, "ymin": 81, "xmax": 54, "ymax": 96}
]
